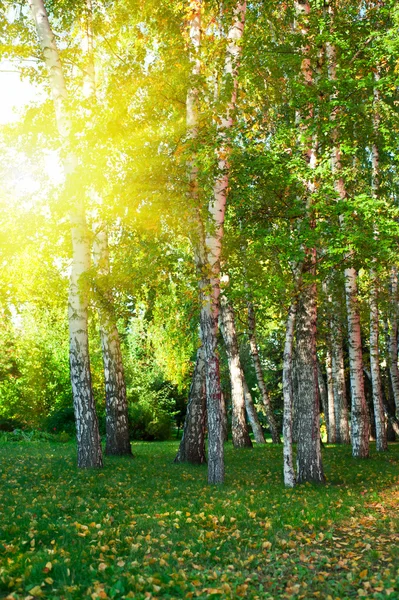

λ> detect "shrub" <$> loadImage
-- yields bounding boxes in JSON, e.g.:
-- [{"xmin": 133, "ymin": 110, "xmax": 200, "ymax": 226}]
[
  {"xmin": 0, "ymin": 429, "xmax": 54, "ymax": 443},
  {"xmin": 46, "ymin": 407, "xmax": 76, "ymax": 435},
  {"xmin": 0, "ymin": 417, "xmax": 24, "ymax": 432},
  {"xmin": 128, "ymin": 401, "xmax": 172, "ymax": 441}
]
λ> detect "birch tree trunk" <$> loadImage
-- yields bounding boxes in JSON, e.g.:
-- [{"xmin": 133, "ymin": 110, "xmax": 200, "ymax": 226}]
[
  {"xmin": 247, "ymin": 301, "xmax": 280, "ymax": 443},
  {"xmin": 203, "ymin": 0, "xmax": 247, "ymax": 484},
  {"xmin": 295, "ymin": 265, "xmax": 325, "ymax": 484},
  {"xmin": 344, "ymin": 269, "xmax": 370, "ymax": 457},
  {"xmin": 317, "ymin": 360, "xmax": 328, "ymax": 434},
  {"xmin": 283, "ymin": 297, "xmax": 298, "ymax": 487},
  {"xmin": 92, "ymin": 230, "xmax": 132, "ymax": 456},
  {"xmin": 369, "ymin": 274, "xmax": 387, "ymax": 451},
  {"xmin": 388, "ymin": 267, "xmax": 399, "ymax": 416},
  {"xmin": 174, "ymin": 0, "xmax": 208, "ymax": 464},
  {"xmin": 174, "ymin": 346, "xmax": 207, "ymax": 464},
  {"xmin": 243, "ymin": 378, "xmax": 266, "ymax": 444},
  {"xmin": 293, "ymin": 0, "xmax": 324, "ymax": 484},
  {"xmin": 220, "ymin": 296, "xmax": 252, "ymax": 447},
  {"xmin": 330, "ymin": 311, "xmax": 350, "ymax": 444},
  {"xmin": 368, "ymin": 76, "xmax": 387, "ymax": 452},
  {"xmin": 28, "ymin": 0, "xmax": 102, "ymax": 468},
  {"xmin": 81, "ymin": 2, "xmax": 131, "ymax": 457},
  {"xmin": 325, "ymin": 350, "xmax": 336, "ymax": 443},
  {"xmin": 326, "ymin": 28, "xmax": 369, "ymax": 458}
]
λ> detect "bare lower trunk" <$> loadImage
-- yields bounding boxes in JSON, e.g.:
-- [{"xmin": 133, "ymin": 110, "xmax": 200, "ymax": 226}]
[
  {"xmin": 369, "ymin": 272, "xmax": 387, "ymax": 451},
  {"xmin": 93, "ymin": 230, "xmax": 131, "ymax": 456},
  {"xmin": 247, "ymin": 301, "xmax": 280, "ymax": 443},
  {"xmin": 317, "ymin": 359, "xmax": 328, "ymax": 437},
  {"xmin": 243, "ymin": 379, "xmax": 266, "ymax": 444},
  {"xmin": 388, "ymin": 268, "xmax": 399, "ymax": 416},
  {"xmin": 325, "ymin": 350, "xmax": 336, "ymax": 443},
  {"xmin": 220, "ymin": 297, "xmax": 252, "ymax": 448},
  {"xmin": 283, "ymin": 299, "xmax": 298, "ymax": 487},
  {"xmin": 28, "ymin": 0, "xmax": 102, "ymax": 468},
  {"xmin": 221, "ymin": 391, "xmax": 228, "ymax": 442},
  {"xmin": 69, "ymin": 212, "xmax": 103, "ymax": 468},
  {"xmin": 331, "ymin": 319, "xmax": 350, "ymax": 444},
  {"xmin": 175, "ymin": 346, "xmax": 206, "ymax": 464},
  {"xmin": 202, "ymin": 306, "xmax": 225, "ymax": 484},
  {"xmin": 345, "ymin": 267, "xmax": 369, "ymax": 457},
  {"xmin": 326, "ymin": 12, "xmax": 368, "ymax": 458},
  {"xmin": 295, "ymin": 272, "xmax": 325, "ymax": 484},
  {"xmin": 203, "ymin": 0, "xmax": 247, "ymax": 484}
]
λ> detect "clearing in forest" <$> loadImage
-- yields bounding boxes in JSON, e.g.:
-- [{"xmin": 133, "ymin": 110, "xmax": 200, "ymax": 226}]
[{"xmin": 0, "ymin": 442, "xmax": 398, "ymax": 599}]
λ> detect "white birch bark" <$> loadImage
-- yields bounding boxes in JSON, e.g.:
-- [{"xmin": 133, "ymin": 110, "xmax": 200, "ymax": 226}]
[
  {"xmin": 293, "ymin": 0, "xmax": 324, "ymax": 484},
  {"xmin": 283, "ymin": 297, "xmax": 298, "ymax": 487},
  {"xmin": 344, "ymin": 269, "xmax": 370, "ymax": 457},
  {"xmin": 388, "ymin": 267, "xmax": 399, "ymax": 416},
  {"xmin": 325, "ymin": 350, "xmax": 336, "ymax": 443},
  {"xmin": 242, "ymin": 378, "xmax": 266, "ymax": 444},
  {"xmin": 220, "ymin": 295, "xmax": 252, "ymax": 447},
  {"xmin": 174, "ymin": 346, "xmax": 207, "ymax": 464},
  {"xmin": 326, "ymin": 24, "xmax": 369, "ymax": 458},
  {"xmin": 369, "ymin": 274, "xmax": 387, "ymax": 451},
  {"xmin": 92, "ymin": 230, "xmax": 132, "ymax": 455},
  {"xmin": 295, "ymin": 258, "xmax": 325, "ymax": 484},
  {"xmin": 369, "ymin": 75, "xmax": 387, "ymax": 451},
  {"xmin": 28, "ymin": 0, "xmax": 102, "ymax": 468},
  {"xmin": 203, "ymin": 0, "xmax": 247, "ymax": 484},
  {"xmin": 247, "ymin": 301, "xmax": 280, "ymax": 443},
  {"xmin": 174, "ymin": 0, "xmax": 208, "ymax": 464},
  {"xmin": 81, "ymin": 3, "xmax": 131, "ymax": 457},
  {"xmin": 330, "ymin": 305, "xmax": 350, "ymax": 444}
]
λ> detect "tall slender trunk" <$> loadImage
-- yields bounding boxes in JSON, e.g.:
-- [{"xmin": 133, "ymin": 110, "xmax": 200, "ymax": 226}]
[
  {"xmin": 368, "ymin": 74, "xmax": 387, "ymax": 451},
  {"xmin": 283, "ymin": 297, "xmax": 298, "ymax": 487},
  {"xmin": 295, "ymin": 259, "xmax": 325, "ymax": 484},
  {"xmin": 92, "ymin": 230, "xmax": 132, "ymax": 456},
  {"xmin": 344, "ymin": 269, "xmax": 370, "ymax": 456},
  {"xmin": 243, "ymin": 378, "xmax": 266, "ymax": 444},
  {"xmin": 28, "ymin": 0, "xmax": 102, "ymax": 468},
  {"xmin": 318, "ymin": 355, "xmax": 336, "ymax": 443},
  {"xmin": 82, "ymin": 2, "xmax": 131, "ymax": 456},
  {"xmin": 174, "ymin": 0, "xmax": 208, "ymax": 465},
  {"xmin": 317, "ymin": 359, "xmax": 328, "ymax": 434},
  {"xmin": 220, "ymin": 295, "xmax": 252, "ymax": 447},
  {"xmin": 247, "ymin": 301, "xmax": 280, "ymax": 443},
  {"xmin": 330, "ymin": 304, "xmax": 350, "ymax": 444},
  {"xmin": 369, "ymin": 275, "xmax": 387, "ymax": 451},
  {"xmin": 293, "ymin": 0, "xmax": 324, "ymax": 484},
  {"xmin": 326, "ymin": 26, "xmax": 369, "ymax": 458},
  {"xmin": 203, "ymin": 0, "xmax": 247, "ymax": 484},
  {"xmin": 388, "ymin": 267, "xmax": 399, "ymax": 415},
  {"xmin": 325, "ymin": 350, "xmax": 336, "ymax": 443},
  {"xmin": 174, "ymin": 346, "xmax": 207, "ymax": 464}
]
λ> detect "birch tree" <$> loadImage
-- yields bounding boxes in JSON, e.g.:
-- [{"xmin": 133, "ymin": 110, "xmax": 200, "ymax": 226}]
[
  {"xmin": 77, "ymin": 0, "xmax": 132, "ymax": 457},
  {"xmin": 28, "ymin": 0, "xmax": 102, "ymax": 468},
  {"xmin": 326, "ymin": 2, "xmax": 369, "ymax": 458}
]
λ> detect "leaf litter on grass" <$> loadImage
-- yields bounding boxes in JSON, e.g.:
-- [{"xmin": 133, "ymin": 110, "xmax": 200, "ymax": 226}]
[{"xmin": 0, "ymin": 442, "xmax": 398, "ymax": 599}]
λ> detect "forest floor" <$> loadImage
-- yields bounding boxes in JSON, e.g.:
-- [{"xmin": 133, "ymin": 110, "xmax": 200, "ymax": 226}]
[{"xmin": 0, "ymin": 441, "xmax": 398, "ymax": 600}]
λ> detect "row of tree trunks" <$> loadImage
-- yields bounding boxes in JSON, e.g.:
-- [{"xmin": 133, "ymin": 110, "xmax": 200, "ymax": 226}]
[
  {"xmin": 247, "ymin": 301, "xmax": 280, "ymax": 443},
  {"xmin": 92, "ymin": 230, "xmax": 132, "ymax": 456},
  {"xmin": 330, "ymin": 309, "xmax": 351, "ymax": 444},
  {"xmin": 326, "ymin": 8, "xmax": 369, "ymax": 459},
  {"xmin": 174, "ymin": 346, "xmax": 207, "ymax": 464},
  {"xmin": 293, "ymin": 0, "xmax": 325, "ymax": 485}
]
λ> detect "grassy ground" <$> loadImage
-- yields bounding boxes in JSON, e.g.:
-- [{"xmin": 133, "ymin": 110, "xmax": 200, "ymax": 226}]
[{"xmin": 0, "ymin": 441, "xmax": 398, "ymax": 599}]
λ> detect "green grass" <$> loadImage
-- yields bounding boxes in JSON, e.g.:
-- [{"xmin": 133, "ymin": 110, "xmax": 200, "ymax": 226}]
[{"xmin": 0, "ymin": 441, "xmax": 398, "ymax": 599}]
